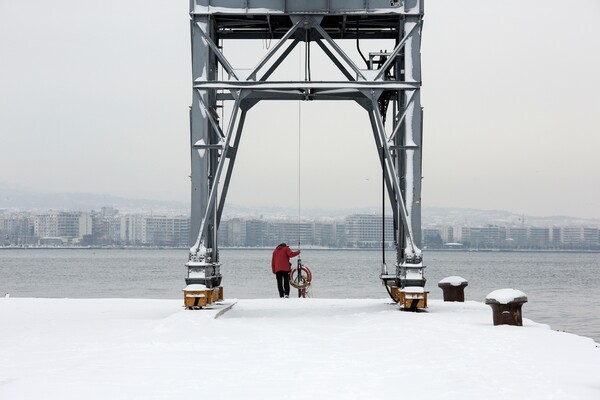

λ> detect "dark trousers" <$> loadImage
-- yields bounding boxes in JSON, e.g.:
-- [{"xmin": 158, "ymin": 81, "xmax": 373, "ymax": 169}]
[{"xmin": 276, "ymin": 271, "xmax": 290, "ymax": 298}]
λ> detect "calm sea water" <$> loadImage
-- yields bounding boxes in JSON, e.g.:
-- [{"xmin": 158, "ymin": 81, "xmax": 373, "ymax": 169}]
[{"xmin": 1, "ymin": 248, "xmax": 598, "ymax": 343}]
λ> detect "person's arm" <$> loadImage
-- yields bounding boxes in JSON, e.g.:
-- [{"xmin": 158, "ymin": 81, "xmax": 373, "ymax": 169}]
[
  {"xmin": 286, "ymin": 247, "xmax": 301, "ymax": 258},
  {"xmin": 271, "ymin": 254, "xmax": 276, "ymax": 274}
]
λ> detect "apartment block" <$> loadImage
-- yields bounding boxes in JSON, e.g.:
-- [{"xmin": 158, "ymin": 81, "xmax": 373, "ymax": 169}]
[
  {"xmin": 344, "ymin": 214, "xmax": 394, "ymax": 248},
  {"xmin": 461, "ymin": 226, "xmax": 507, "ymax": 248}
]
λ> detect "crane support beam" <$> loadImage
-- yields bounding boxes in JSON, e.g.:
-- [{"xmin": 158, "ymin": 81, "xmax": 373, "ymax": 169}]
[
  {"xmin": 187, "ymin": 0, "xmax": 426, "ymax": 308},
  {"xmin": 194, "ymin": 81, "xmax": 419, "ymax": 90}
]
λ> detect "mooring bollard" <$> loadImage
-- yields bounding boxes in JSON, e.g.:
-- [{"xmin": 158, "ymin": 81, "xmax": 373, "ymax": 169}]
[
  {"xmin": 485, "ymin": 289, "xmax": 528, "ymax": 326},
  {"xmin": 438, "ymin": 276, "xmax": 468, "ymax": 302}
]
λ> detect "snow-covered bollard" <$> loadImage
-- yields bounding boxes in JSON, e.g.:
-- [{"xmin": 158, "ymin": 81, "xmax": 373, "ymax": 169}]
[
  {"xmin": 485, "ymin": 289, "xmax": 528, "ymax": 326},
  {"xmin": 438, "ymin": 276, "xmax": 468, "ymax": 302}
]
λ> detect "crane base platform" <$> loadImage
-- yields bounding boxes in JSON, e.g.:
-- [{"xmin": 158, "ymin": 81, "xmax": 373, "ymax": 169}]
[{"xmin": 183, "ymin": 285, "xmax": 224, "ymax": 309}]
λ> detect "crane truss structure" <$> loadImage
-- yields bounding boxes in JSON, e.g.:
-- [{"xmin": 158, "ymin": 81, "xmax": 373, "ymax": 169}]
[{"xmin": 186, "ymin": 0, "xmax": 426, "ymax": 307}]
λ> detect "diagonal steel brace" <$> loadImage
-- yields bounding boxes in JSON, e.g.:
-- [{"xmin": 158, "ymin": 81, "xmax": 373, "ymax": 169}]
[{"xmin": 191, "ymin": 93, "xmax": 244, "ymax": 255}]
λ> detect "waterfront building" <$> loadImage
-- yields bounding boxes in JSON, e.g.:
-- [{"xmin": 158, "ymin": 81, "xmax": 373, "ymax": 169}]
[
  {"xmin": 1, "ymin": 213, "xmax": 35, "ymax": 246},
  {"xmin": 34, "ymin": 213, "xmax": 57, "ymax": 238},
  {"xmin": 120, "ymin": 214, "xmax": 147, "ymax": 245},
  {"xmin": 145, "ymin": 216, "xmax": 189, "ymax": 247},
  {"xmin": 440, "ymin": 226, "xmax": 454, "ymax": 243},
  {"xmin": 245, "ymin": 219, "xmax": 267, "ymax": 247},
  {"xmin": 314, "ymin": 221, "xmax": 339, "ymax": 247},
  {"xmin": 79, "ymin": 213, "xmax": 93, "ymax": 238},
  {"xmin": 220, "ymin": 218, "xmax": 246, "ymax": 247},
  {"xmin": 506, "ymin": 226, "xmax": 528, "ymax": 246},
  {"xmin": 529, "ymin": 227, "xmax": 551, "ymax": 247},
  {"xmin": 423, "ymin": 228, "xmax": 443, "ymax": 248},
  {"xmin": 461, "ymin": 226, "xmax": 507, "ymax": 248},
  {"xmin": 344, "ymin": 214, "xmax": 394, "ymax": 248},
  {"xmin": 33, "ymin": 211, "xmax": 81, "ymax": 242},
  {"xmin": 56, "ymin": 212, "xmax": 80, "ymax": 238},
  {"xmin": 268, "ymin": 220, "xmax": 313, "ymax": 247},
  {"xmin": 583, "ymin": 227, "xmax": 599, "ymax": 247}
]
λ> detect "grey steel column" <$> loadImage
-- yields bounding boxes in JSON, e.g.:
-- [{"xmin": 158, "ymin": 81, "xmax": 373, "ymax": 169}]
[
  {"xmin": 402, "ymin": 0, "xmax": 424, "ymax": 257},
  {"xmin": 393, "ymin": 0, "xmax": 426, "ymax": 294},
  {"xmin": 187, "ymin": 13, "xmax": 222, "ymax": 289},
  {"xmin": 190, "ymin": 15, "xmax": 217, "ymax": 249}
]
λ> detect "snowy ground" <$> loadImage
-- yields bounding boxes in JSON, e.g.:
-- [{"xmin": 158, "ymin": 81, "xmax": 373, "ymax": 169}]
[{"xmin": 1, "ymin": 297, "xmax": 599, "ymax": 399}]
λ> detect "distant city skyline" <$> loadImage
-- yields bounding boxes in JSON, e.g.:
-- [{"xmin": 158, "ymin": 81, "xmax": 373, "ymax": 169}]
[
  {"xmin": 2, "ymin": 208, "xmax": 599, "ymax": 250},
  {"xmin": 2, "ymin": 183, "xmax": 600, "ymax": 229},
  {"xmin": 1, "ymin": 1, "xmax": 599, "ymax": 219}
]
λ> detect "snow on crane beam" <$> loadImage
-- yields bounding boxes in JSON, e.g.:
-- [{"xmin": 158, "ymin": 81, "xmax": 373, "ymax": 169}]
[{"xmin": 190, "ymin": 0, "xmax": 423, "ymax": 15}]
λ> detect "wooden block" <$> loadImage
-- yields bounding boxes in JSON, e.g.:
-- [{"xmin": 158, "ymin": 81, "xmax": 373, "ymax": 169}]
[
  {"xmin": 184, "ymin": 292, "xmax": 207, "ymax": 308},
  {"xmin": 401, "ymin": 291, "xmax": 428, "ymax": 309},
  {"xmin": 183, "ymin": 287, "xmax": 223, "ymax": 309}
]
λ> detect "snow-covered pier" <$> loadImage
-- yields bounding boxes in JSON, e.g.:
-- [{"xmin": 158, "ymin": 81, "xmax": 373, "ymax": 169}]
[{"xmin": 1, "ymin": 297, "xmax": 598, "ymax": 399}]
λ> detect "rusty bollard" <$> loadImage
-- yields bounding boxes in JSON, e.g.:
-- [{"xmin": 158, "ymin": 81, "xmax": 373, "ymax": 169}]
[
  {"xmin": 438, "ymin": 276, "xmax": 468, "ymax": 302},
  {"xmin": 485, "ymin": 289, "xmax": 528, "ymax": 326}
]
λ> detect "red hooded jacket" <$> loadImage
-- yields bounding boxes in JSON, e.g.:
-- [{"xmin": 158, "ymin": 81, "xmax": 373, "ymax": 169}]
[{"xmin": 271, "ymin": 243, "xmax": 300, "ymax": 274}]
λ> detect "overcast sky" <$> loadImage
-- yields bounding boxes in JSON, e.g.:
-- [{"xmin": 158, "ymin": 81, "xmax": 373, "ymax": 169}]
[{"xmin": 1, "ymin": 0, "xmax": 599, "ymax": 219}]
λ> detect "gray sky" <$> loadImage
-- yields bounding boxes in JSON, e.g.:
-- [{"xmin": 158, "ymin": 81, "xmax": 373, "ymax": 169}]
[{"xmin": 1, "ymin": 0, "xmax": 599, "ymax": 218}]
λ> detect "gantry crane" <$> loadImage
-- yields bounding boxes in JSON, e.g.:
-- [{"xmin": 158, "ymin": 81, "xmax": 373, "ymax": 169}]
[{"xmin": 183, "ymin": 0, "xmax": 427, "ymax": 310}]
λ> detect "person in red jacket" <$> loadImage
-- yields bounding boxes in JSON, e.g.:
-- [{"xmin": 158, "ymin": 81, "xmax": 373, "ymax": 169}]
[{"xmin": 271, "ymin": 243, "xmax": 301, "ymax": 298}]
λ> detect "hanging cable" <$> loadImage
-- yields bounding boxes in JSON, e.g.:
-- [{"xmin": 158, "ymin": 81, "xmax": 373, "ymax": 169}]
[
  {"xmin": 304, "ymin": 41, "xmax": 308, "ymax": 82},
  {"xmin": 305, "ymin": 38, "xmax": 312, "ymax": 81},
  {"xmin": 385, "ymin": 284, "xmax": 399, "ymax": 303},
  {"xmin": 356, "ymin": 21, "xmax": 369, "ymax": 68},
  {"xmin": 297, "ymin": 41, "xmax": 304, "ymax": 298},
  {"xmin": 382, "ymin": 159, "xmax": 386, "ymax": 267},
  {"xmin": 304, "ymin": 29, "xmax": 308, "ymax": 82},
  {"xmin": 298, "ymin": 96, "xmax": 302, "ymax": 251},
  {"xmin": 297, "ymin": 40, "xmax": 303, "ymax": 252},
  {"xmin": 218, "ymin": 39, "xmax": 224, "ymax": 123}
]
